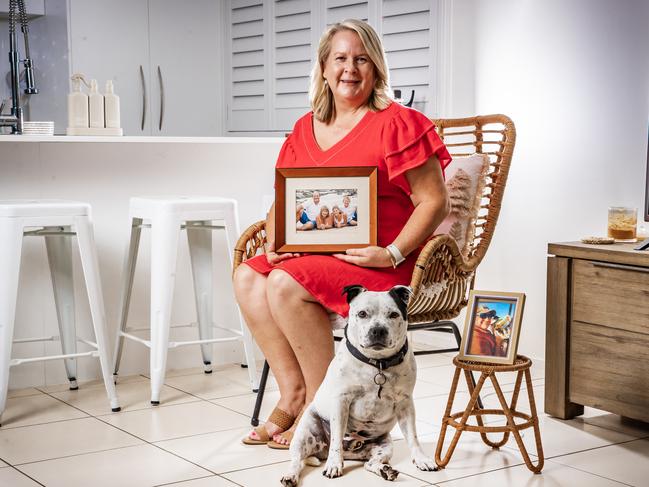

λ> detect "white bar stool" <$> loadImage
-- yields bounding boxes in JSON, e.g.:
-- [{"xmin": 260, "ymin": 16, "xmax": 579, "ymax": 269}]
[
  {"xmin": 112, "ymin": 196, "xmax": 258, "ymax": 405},
  {"xmin": 0, "ymin": 199, "xmax": 120, "ymax": 425}
]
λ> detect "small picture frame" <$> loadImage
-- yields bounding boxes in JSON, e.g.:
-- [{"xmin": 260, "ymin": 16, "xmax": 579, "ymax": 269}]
[
  {"xmin": 275, "ymin": 167, "xmax": 377, "ymax": 253},
  {"xmin": 458, "ymin": 290, "xmax": 526, "ymax": 365}
]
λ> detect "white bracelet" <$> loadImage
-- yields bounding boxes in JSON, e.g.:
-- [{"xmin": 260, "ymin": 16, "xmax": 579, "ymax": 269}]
[{"xmin": 386, "ymin": 243, "xmax": 405, "ymax": 267}]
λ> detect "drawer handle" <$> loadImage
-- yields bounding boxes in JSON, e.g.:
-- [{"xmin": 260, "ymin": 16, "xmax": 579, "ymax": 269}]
[{"xmin": 592, "ymin": 262, "xmax": 649, "ymax": 274}]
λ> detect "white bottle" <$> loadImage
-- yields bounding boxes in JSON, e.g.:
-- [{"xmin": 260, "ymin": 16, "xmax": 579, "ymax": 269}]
[
  {"xmin": 88, "ymin": 79, "xmax": 105, "ymax": 128},
  {"xmin": 104, "ymin": 80, "xmax": 121, "ymax": 129},
  {"xmin": 67, "ymin": 76, "xmax": 88, "ymax": 128}
]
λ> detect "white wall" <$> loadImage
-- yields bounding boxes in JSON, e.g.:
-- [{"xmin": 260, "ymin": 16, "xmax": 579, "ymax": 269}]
[{"xmin": 472, "ymin": 0, "xmax": 649, "ymax": 360}]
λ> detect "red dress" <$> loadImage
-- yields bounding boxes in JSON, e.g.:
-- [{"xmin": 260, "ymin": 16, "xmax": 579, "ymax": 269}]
[{"xmin": 244, "ymin": 102, "xmax": 452, "ymax": 317}]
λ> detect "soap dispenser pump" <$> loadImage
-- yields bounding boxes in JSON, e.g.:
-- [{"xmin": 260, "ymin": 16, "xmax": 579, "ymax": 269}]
[
  {"xmin": 88, "ymin": 79, "xmax": 104, "ymax": 128},
  {"xmin": 67, "ymin": 73, "xmax": 89, "ymax": 129}
]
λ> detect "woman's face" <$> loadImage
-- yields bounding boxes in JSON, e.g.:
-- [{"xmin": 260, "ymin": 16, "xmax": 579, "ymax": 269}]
[
  {"xmin": 321, "ymin": 207, "xmax": 330, "ymax": 217},
  {"xmin": 332, "ymin": 207, "xmax": 340, "ymax": 216},
  {"xmin": 323, "ymin": 30, "xmax": 375, "ymax": 109}
]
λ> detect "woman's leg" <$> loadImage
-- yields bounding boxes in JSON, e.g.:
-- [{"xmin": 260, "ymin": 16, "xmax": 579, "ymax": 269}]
[
  {"xmin": 234, "ymin": 265, "xmax": 306, "ymax": 439},
  {"xmin": 266, "ymin": 269, "xmax": 336, "ymax": 445}
]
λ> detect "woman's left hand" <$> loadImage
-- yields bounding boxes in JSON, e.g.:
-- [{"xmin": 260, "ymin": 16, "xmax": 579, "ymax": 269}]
[{"xmin": 333, "ymin": 246, "xmax": 393, "ymax": 268}]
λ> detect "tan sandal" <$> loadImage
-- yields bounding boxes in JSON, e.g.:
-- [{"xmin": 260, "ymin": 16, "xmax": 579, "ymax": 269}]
[
  {"xmin": 267, "ymin": 406, "xmax": 306, "ymax": 450},
  {"xmin": 242, "ymin": 407, "xmax": 295, "ymax": 445}
]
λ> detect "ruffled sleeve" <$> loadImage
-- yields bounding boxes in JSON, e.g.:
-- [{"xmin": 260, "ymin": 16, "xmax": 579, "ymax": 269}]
[
  {"xmin": 276, "ymin": 133, "xmax": 296, "ymax": 167},
  {"xmin": 383, "ymin": 106, "xmax": 452, "ymax": 195}
]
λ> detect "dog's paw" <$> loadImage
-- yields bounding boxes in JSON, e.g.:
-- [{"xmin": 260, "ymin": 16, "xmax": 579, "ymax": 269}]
[
  {"xmin": 280, "ymin": 474, "xmax": 298, "ymax": 487},
  {"xmin": 322, "ymin": 460, "xmax": 343, "ymax": 478},
  {"xmin": 379, "ymin": 464, "xmax": 399, "ymax": 481},
  {"xmin": 412, "ymin": 455, "xmax": 439, "ymax": 472}
]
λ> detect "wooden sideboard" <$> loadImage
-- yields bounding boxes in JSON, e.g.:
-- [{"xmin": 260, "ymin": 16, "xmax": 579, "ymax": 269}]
[{"xmin": 546, "ymin": 241, "xmax": 649, "ymax": 422}]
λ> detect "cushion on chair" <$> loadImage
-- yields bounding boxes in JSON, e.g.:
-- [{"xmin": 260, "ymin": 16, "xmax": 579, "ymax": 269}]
[{"xmin": 435, "ymin": 153, "xmax": 490, "ymax": 257}]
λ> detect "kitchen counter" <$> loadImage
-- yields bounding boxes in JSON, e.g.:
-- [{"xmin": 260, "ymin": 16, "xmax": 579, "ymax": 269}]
[
  {"xmin": 1, "ymin": 135, "xmax": 283, "ymax": 143},
  {"xmin": 1, "ymin": 137, "xmax": 282, "ymax": 388}
]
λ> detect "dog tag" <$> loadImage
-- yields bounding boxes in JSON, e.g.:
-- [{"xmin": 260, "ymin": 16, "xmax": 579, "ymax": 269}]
[{"xmin": 374, "ymin": 371, "xmax": 387, "ymax": 398}]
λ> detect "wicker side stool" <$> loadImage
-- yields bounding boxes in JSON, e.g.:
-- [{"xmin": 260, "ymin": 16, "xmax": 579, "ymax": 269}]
[{"xmin": 435, "ymin": 355, "xmax": 544, "ymax": 473}]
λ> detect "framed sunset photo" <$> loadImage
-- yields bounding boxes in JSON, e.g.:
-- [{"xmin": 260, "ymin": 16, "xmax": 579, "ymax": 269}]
[{"xmin": 458, "ymin": 290, "xmax": 526, "ymax": 365}]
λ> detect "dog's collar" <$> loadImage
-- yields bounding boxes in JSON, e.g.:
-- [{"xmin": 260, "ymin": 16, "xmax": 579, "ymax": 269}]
[{"xmin": 344, "ymin": 326, "xmax": 409, "ymax": 371}]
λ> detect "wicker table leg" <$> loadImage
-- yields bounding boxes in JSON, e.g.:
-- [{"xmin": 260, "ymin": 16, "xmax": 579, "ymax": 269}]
[
  {"xmin": 435, "ymin": 369, "xmax": 489, "ymax": 469},
  {"xmin": 490, "ymin": 371, "xmax": 544, "ymax": 473}
]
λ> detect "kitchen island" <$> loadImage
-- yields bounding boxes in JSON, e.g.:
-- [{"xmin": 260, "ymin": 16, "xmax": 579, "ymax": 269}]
[{"xmin": 1, "ymin": 136, "xmax": 282, "ymax": 388}]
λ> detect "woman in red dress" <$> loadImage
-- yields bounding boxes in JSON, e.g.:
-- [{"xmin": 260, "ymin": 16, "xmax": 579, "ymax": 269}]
[{"xmin": 235, "ymin": 19, "xmax": 451, "ymax": 448}]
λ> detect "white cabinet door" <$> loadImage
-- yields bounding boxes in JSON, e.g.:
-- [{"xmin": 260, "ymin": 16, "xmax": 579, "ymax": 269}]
[
  {"xmin": 69, "ymin": 0, "xmax": 152, "ymax": 135},
  {"xmin": 148, "ymin": 0, "xmax": 221, "ymax": 136}
]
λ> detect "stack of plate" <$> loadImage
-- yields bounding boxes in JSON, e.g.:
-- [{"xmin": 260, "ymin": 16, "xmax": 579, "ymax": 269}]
[{"xmin": 22, "ymin": 121, "xmax": 55, "ymax": 136}]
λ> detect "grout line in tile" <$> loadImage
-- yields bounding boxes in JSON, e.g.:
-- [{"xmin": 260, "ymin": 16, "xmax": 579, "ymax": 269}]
[
  {"xmin": 217, "ymin": 459, "xmax": 289, "ymax": 476},
  {"xmin": 160, "ymin": 381, "xmax": 261, "ymax": 403},
  {"xmin": 431, "ymin": 458, "xmax": 629, "ymax": 485},
  {"xmin": 0, "ymin": 414, "xmax": 91, "ymax": 431},
  {"xmin": 13, "ymin": 442, "xmax": 147, "ymax": 467},
  {"xmin": 502, "ymin": 433, "xmax": 649, "ymax": 461},
  {"xmin": 7, "ymin": 465, "xmax": 47, "ymax": 487},
  {"xmin": 545, "ymin": 457, "xmax": 636, "ymax": 487},
  {"xmin": 93, "ymin": 397, "xmax": 205, "ymax": 417},
  {"xmin": 154, "ymin": 473, "xmax": 245, "ymax": 487},
  {"xmin": 205, "ymin": 397, "xmax": 261, "ymax": 421}
]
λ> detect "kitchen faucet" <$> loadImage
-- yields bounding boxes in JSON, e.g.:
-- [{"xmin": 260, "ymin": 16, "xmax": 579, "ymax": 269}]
[{"xmin": 0, "ymin": 0, "xmax": 38, "ymax": 134}]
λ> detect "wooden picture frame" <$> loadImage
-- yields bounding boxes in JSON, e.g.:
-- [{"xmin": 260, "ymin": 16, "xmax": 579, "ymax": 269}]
[
  {"xmin": 275, "ymin": 166, "xmax": 377, "ymax": 253},
  {"xmin": 458, "ymin": 290, "xmax": 526, "ymax": 365}
]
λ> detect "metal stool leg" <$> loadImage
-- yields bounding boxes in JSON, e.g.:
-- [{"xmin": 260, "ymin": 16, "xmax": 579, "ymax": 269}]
[
  {"xmin": 223, "ymin": 203, "xmax": 258, "ymax": 390},
  {"xmin": 251, "ymin": 360, "xmax": 270, "ymax": 427},
  {"xmin": 0, "ymin": 218, "xmax": 24, "ymax": 425},
  {"xmin": 187, "ymin": 221, "xmax": 214, "ymax": 374},
  {"xmin": 149, "ymin": 213, "xmax": 180, "ymax": 405},
  {"xmin": 74, "ymin": 215, "xmax": 120, "ymax": 412},
  {"xmin": 44, "ymin": 227, "xmax": 78, "ymax": 390},
  {"xmin": 112, "ymin": 217, "xmax": 142, "ymax": 378}
]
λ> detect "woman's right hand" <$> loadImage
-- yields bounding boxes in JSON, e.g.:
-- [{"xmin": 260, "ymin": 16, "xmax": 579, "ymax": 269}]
[{"xmin": 266, "ymin": 251, "xmax": 300, "ymax": 265}]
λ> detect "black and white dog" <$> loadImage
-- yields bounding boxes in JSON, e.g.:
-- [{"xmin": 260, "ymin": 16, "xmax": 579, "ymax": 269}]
[{"xmin": 281, "ymin": 285, "xmax": 436, "ymax": 486}]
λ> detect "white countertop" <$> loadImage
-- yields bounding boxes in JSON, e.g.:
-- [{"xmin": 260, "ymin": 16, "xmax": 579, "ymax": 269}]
[{"xmin": 0, "ymin": 135, "xmax": 285, "ymax": 143}]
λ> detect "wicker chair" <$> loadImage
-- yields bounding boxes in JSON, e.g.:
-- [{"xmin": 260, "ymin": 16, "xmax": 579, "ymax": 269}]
[{"xmin": 233, "ymin": 114, "xmax": 516, "ymax": 426}]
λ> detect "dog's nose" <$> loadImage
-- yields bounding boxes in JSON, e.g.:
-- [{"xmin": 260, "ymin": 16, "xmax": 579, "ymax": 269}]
[{"xmin": 368, "ymin": 326, "xmax": 389, "ymax": 343}]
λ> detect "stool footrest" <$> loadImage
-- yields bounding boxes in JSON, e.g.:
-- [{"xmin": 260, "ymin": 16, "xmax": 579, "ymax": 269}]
[
  {"xmin": 124, "ymin": 322, "xmax": 243, "ymax": 336},
  {"xmin": 10, "ymin": 350, "xmax": 99, "ymax": 366},
  {"xmin": 120, "ymin": 331, "xmax": 245, "ymax": 349},
  {"xmin": 445, "ymin": 409, "xmax": 535, "ymax": 433}
]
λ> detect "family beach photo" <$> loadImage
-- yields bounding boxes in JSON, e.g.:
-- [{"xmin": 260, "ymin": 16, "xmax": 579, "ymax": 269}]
[{"xmin": 295, "ymin": 189, "xmax": 358, "ymax": 231}]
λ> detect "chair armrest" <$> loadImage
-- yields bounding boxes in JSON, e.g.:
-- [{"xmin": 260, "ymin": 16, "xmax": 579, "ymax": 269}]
[
  {"xmin": 233, "ymin": 220, "xmax": 267, "ymax": 272},
  {"xmin": 408, "ymin": 234, "xmax": 477, "ymax": 322}
]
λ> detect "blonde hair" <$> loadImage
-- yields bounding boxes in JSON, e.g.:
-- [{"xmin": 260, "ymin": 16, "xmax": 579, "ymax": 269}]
[{"xmin": 310, "ymin": 19, "xmax": 391, "ymax": 124}]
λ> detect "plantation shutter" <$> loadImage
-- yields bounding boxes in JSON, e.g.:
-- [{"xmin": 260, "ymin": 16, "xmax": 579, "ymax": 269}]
[
  {"xmin": 226, "ymin": 0, "xmax": 439, "ymax": 133},
  {"xmin": 228, "ymin": 0, "xmax": 267, "ymax": 131},
  {"xmin": 381, "ymin": 0, "xmax": 435, "ymax": 114},
  {"xmin": 325, "ymin": 0, "xmax": 369, "ymax": 25},
  {"xmin": 272, "ymin": 0, "xmax": 313, "ymax": 130}
]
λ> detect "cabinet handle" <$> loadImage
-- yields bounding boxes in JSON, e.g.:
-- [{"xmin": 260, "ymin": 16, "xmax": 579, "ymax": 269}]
[
  {"xmin": 592, "ymin": 261, "xmax": 649, "ymax": 274},
  {"xmin": 157, "ymin": 65, "xmax": 165, "ymax": 131},
  {"xmin": 140, "ymin": 65, "xmax": 147, "ymax": 131}
]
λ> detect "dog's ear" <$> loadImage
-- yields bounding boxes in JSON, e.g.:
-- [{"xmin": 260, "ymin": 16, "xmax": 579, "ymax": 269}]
[
  {"xmin": 342, "ymin": 284, "xmax": 367, "ymax": 304},
  {"xmin": 388, "ymin": 285, "xmax": 412, "ymax": 319}
]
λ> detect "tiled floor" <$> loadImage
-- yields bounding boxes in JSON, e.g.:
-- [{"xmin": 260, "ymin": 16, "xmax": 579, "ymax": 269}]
[{"xmin": 0, "ymin": 353, "xmax": 647, "ymax": 487}]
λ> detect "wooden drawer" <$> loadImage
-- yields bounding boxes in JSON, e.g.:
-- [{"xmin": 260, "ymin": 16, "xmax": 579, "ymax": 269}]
[
  {"xmin": 569, "ymin": 321, "xmax": 649, "ymax": 422},
  {"xmin": 572, "ymin": 259, "xmax": 649, "ymax": 335}
]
